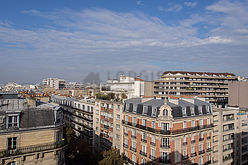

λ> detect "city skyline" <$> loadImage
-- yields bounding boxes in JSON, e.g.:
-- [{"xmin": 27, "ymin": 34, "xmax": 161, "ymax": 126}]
[{"xmin": 0, "ymin": 0, "xmax": 248, "ymax": 84}]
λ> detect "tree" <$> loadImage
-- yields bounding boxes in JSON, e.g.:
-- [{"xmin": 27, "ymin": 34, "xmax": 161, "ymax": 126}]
[{"xmin": 98, "ymin": 148, "xmax": 124, "ymax": 165}]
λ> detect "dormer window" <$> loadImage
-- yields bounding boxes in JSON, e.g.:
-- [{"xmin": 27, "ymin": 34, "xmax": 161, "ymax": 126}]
[
  {"xmin": 7, "ymin": 115, "xmax": 19, "ymax": 128},
  {"xmin": 182, "ymin": 107, "xmax": 186, "ymax": 117},
  {"xmin": 152, "ymin": 108, "xmax": 157, "ymax": 117},
  {"xmin": 143, "ymin": 106, "xmax": 148, "ymax": 115}
]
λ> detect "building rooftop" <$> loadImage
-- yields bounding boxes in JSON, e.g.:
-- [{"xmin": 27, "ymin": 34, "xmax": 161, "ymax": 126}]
[{"xmin": 162, "ymin": 71, "xmax": 235, "ymax": 76}]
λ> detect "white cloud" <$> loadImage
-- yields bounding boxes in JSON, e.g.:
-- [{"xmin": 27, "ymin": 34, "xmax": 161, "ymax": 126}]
[
  {"xmin": 166, "ymin": 4, "xmax": 182, "ymax": 12},
  {"xmin": 184, "ymin": 2, "xmax": 197, "ymax": 7}
]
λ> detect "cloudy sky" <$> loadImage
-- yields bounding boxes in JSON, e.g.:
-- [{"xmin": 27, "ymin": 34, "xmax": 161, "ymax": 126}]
[{"xmin": 0, "ymin": 0, "xmax": 248, "ymax": 84}]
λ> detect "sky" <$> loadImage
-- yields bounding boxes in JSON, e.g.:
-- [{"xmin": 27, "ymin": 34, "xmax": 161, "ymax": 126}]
[{"xmin": 0, "ymin": 0, "xmax": 248, "ymax": 84}]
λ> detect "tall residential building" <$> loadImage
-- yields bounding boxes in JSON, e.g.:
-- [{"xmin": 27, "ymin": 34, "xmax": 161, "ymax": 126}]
[
  {"xmin": 94, "ymin": 99, "xmax": 123, "ymax": 152},
  {"xmin": 0, "ymin": 106, "xmax": 65, "ymax": 165},
  {"xmin": 106, "ymin": 74, "xmax": 145, "ymax": 98},
  {"xmin": 212, "ymin": 107, "xmax": 248, "ymax": 165},
  {"xmin": 122, "ymin": 97, "xmax": 213, "ymax": 165},
  {"xmin": 51, "ymin": 95, "xmax": 94, "ymax": 150},
  {"xmin": 43, "ymin": 78, "xmax": 66, "ymax": 89},
  {"xmin": 154, "ymin": 71, "xmax": 238, "ymax": 106}
]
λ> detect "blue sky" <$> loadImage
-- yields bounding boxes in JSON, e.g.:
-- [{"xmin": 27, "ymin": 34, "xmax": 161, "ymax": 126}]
[{"xmin": 0, "ymin": 0, "xmax": 248, "ymax": 84}]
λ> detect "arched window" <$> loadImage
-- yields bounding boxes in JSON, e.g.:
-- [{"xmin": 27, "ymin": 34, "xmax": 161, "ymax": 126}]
[{"xmin": 163, "ymin": 109, "xmax": 168, "ymax": 116}]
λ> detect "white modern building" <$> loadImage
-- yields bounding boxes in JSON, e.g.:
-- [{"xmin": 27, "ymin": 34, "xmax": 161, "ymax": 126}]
[
  {"xmin": 43, "ymin": 78, "xmax": 66, "ymax": 89},
  {"xmin": 106, "ymin": 74, "xmax": 144, "ymax": 98}
]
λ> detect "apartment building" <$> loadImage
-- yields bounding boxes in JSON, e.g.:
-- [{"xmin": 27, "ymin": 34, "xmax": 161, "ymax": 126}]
[
  {"xmin": 106, "ymin": 74, "xmax": 145, "ymax": 98},
  {"xmin": 43, "ymin": 78, "xmax": 66, "ymax": 89},
  {"xmin": 122, "ymin": 97, "xmax": 213, "ymax": 165},
  {"xmin": 94, "ymin": 99, "xmax": 123, "ymax": 152},
  {"xmin": 51, "ymin": 95, "xmax": 94, "ymax": 149},
  {"xmin": 0, "ymin": 107, "xmax": 65, "ymax": 165},
  {"xmin": 212, "ymin": 107, "xmax": 248, "ymax": 165},
  {"xmin": 154, "ymin": 71, "xmax": 238, "ymax": 106}
]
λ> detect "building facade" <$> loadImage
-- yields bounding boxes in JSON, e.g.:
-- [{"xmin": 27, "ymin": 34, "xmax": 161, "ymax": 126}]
[
  {"xmin": 212, "ymin": 106, "xmax": 248, "ymax": 165},
  {"xmin": 94, "ymin": 99, "xmax": 123, "ymax": 152},
  {"xmin": 43, "ymin": 78, "xmax": 66, "ymax": 90},
  {"xmin": 0, "ymin": 108, "xmax": 65, "ymax": 165},
  {"xmin": 106, "ymin": 74, "xmax": 145, "ymax": 98},
  {"xmin": 154, "ymin": 71, "xmax": 238, "ymax": 106},
  {"xmin": 122, "ymin": 97, "xmax": 213, "ymax": 165},
  {"xmin": 51, "ymin": 96, "xmax": 94, "ymax": 150}
]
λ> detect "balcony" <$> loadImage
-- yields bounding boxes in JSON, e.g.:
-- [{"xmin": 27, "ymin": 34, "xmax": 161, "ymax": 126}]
[
  {"xmin": 160, "ymin": 145, "xmax": 170, "ymax": 149},
  {"xmin": 122, "ymin": 120, "xmax": 214, "ymax": 135},
  {"xmin": 207, "ymin": 148, "xmax": 212, "ymax": 152},
  {"xmin": 150, "ymin": 142, "xmax": 156, "ymax": 146},
  {"xmin": 0, "ymin": 140, "xmax": 66, "ymax": 158},
  {"xmin": 140, "ymin": 151, "xmax": 147, "ymax": 157},
  {"xmin": 159, "ymin": 159, "xmax": 171, "ymax": 164},
  {"xmin": 206, "ymin": 160, "xmax": 211, "ymax": 164},
  {"xmin": 182, "ymin": 155, "xmax": 189, "ymax": 160},
  {"xmin": 131, "ymin": 135, "xmax": 136, "ymax": 139},
  {"xmin": 130, "ymin": 146, "xmax": 137, "ymax": 152},
  {"xmin": 199, "ymin": 150, "xmax": 205, "ymax": 155},
  {"xmin": 191, "ymin": 152, "xmax": 197, "ymax": 157},
  {"xmin": 141, "ymin": 139, "xmax": 147, "ymax": 143},
  {"xmin": 223, "ymin": 156, "xmax": 233, "ymax": 162},
  {"xmin": 149, "ymin": 155, "xmax": 156, "ymax": 160},
  {"xmin": 123, "ymin": 144, "xmax": 128, "ymax": 149}
]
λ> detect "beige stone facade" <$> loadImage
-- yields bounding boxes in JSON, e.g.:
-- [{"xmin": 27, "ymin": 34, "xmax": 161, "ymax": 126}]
[
  {"xmin": 94, "ymin": 99, "xmax": 123, "ymax": 152},
  {"xmin": 212, "ymin": 107, "xmax": 248, "ymax": 165}
]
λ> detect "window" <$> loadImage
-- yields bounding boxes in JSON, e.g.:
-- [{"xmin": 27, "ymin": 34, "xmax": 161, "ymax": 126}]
[
  {"xmin": 183, "ymin": 136, "xmax": 187, "ymax": 143},
  {"xmin": 7, "ymin": 116, "xmax": 19, "ymax": 128},
  {"xmin": 161, "ymin": 152, "xmax": 169, "ymax": 162},
  {"xmin": 191, "ymin": 145, "xmax": 195, "ymax": 154},
  {"xmin": 116, "ymin": 134, "xmax": 120, "ymax": 140},
  {"xmin": 152, "ymin": 136, "xmax": 156, "ymax": 143},
  {"xmin": 199, "ymin": 157, "xmax": 203, "ymax": 165},
  {"xmin": 183, "ymin": 149, "xmax": 187, "ymax": 156},
  {"xmin": 151, "ymin": 149, "xmax": 155, "ymax": 158},
  {"xmin": 183, "ymin": 121, "xmax": 187, "ymax": 129},
  {"xmin": 152, "ymin": 108, "xmax": 157, "ymax": 116},
  {"xmin": 125, "ymin": 115, "xmax": 128, "ymax": 122},
  {"xmin": 207, "ymin": 142, "xmax": 210, "ymax": 149},
  {"xmin": 199, "ymin": 119, "xmax": 203, "ymax": 127},
  {"xmin": 132, "ymin": 129, "xmax": 136, "ymax": 137},
  {"xmin": 152, "ymin": 121, "xmax": 155, "ymax": 129},
  {"xmin": 142, "ymin": 119, "xmax": 146, "ymax": 126},
  {"xmin": 7, "ymin": 137, "xmax": 17, "ymax": 150},
  {"xmin": 161, "ymin": 138, "xmax": 169, "ymax": 147},
  {"xmin": 132, "ymin": 117, "xmax": 136, "ymax": 125},
  {"xmin": 162, "ymin": 123, "xmax": 169, "ymax": 131},
  {"xmin": 182, "ymin": 107, "xmax": 186, "ymax": 117},
  {"xmin": 132, "ymin": 141, "xmax": 136, "ymax": 148},
  {"xmin": 141, "ymin": 158, "xmax": 146, "ymax": 164},
  {"xmin": 192, "ymin": 120, "xmax": 195, "ymax": 127},
  {"xmin": 132, "ymin": 154, "xmax": 136, "ymax": 162},
  {"xmin": 143, "ymin": 106, "xmax": 148, "ymax": 115},
  {"xmin": 83, "ymin": 105, "xmax": 85, "ymax": 110},
  {"xmin": 117, "ymin": 114, "xmax": 120, "ymax": 120},
  {"xmin": 117, "ymin": 105, "xmax": 120, "ymax": 110},
  {"xmin": 207, "ymin": 118, "xmax": 210, "ymax": 125},
  {"xmin": 191, "ymin": 107, "xmax": 195, "ymax": 116},
  {"xmin": 199, "ymin": 144, "xmax": 203, "ymax": 151},
  {"xmin": 163, "ymin": 109, "xmax": 168, "ymax": 116},
  {"xmin": 125, "ymin": 127, "xmax": 128, "ymax": 134},
  {"xmin": 142, "ymin": 145, "xmax": 146, "ymax": 153},
  {"xmin": 125, "ymin": 138, "xmax": 128, "ymax": 145},
  {"xmin": 142, "ymin": 133, "xmax": 147, "ymax": 140},
  {"xmin": 116, "ymin": 124, "xmax": 120, "ymax": 130}
]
